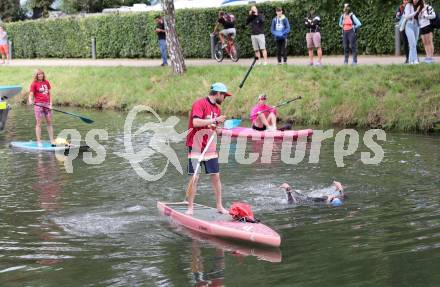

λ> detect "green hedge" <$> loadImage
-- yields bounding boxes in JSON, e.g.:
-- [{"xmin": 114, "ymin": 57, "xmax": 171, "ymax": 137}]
[{"xmin": 4, "ymin": 0, "xmax": 440, "ymax": 59}]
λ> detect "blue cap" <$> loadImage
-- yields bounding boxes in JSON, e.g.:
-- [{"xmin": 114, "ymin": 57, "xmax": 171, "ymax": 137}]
[
  {"xmin": 211, "ymin": 82, "xmax": 232, "ymax": 96},
  {"xmin": 330, "ymin": 198, "xmax": 343, "ymax": 207}
]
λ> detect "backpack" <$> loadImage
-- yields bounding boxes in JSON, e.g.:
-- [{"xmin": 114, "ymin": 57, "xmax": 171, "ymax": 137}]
[
  {"xmin": 229, "ymin": 202, "xmax": 259, "ymax": 223},
  {"xmin": 429, "ymin": 6, "xmax": 440, "ymax": 29},
  {"xmin": 223, "ymin": 13, "xmax": 235, "ymax": 25}
]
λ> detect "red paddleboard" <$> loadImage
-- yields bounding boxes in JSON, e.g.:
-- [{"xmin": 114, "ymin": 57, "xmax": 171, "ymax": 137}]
[
  {"xmin": 220, "ymin": 127, "xmax": 313, "ymax": 139},
  {"xmin": 157, "ymin": 202, "xmax": 281, "ymax": 247}
]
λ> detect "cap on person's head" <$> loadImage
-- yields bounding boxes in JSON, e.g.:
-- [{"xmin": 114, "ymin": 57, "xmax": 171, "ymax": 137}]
[
  {"xmin": 344, "ymin": 3, "xmax": 350, "ymax": 11},
  {"xmin": 258, "ymin": 93, "xmax": 267, "ymax": 101},
  {"xmin": 330, "ymin": 198, "xmax": 343, "ymax": 207},
  {"xmin": 211, "ymin": 82, "xmax": 232, "ymax": 97}
]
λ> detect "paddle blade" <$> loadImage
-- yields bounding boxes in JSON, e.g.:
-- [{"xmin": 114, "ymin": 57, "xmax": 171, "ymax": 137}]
[
  {"xmin": 80, "ymin": 117, "xmax": 95, "ymax": 124},
  {"xmin": 224, "ymin": 119, "xmax": 241, "ymax": 129}
]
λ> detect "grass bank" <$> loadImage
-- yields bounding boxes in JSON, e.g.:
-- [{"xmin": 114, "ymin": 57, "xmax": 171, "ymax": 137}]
[{"xmin": 1, "ymin": 64, "xmax": 439, "ymax": 131}]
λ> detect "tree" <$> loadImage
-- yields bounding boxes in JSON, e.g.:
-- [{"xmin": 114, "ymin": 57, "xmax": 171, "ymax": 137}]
[
  {"xmin": 28, "ymin": 0, "xmax": 55, "ymax": 18},
  {"xmin": 162, "ymin": 0, "xmax": 186, "ymax": 75},
  {"xmin": 60, "ymin": 0, "xmax": 102, "ymax": 13},
  {"xmin": 59, "ymin": 0, "xmax": 151, "ymax": 14},
  {"xmin": 0, "ymin": 0, "xmax": 20, "ymax": 22}
]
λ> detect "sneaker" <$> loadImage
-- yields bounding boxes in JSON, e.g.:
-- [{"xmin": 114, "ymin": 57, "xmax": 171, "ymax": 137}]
[
  {"xmin": 267, "ymin": 126, "xmax": 277, "ymax": 132},
  {"xmin": 278, "ymin": 62, "xmax": 282, "ymax": 65},
  {"xmin": 160, "ymin": 63, "xmax": 168, "ymax": 66},
  {"xmin": 351, "ymin": 62, "xmax": 357, "ymax": 66},
  {"xmin": 37, "ymin": 142, "xmax": 43, "ymax": 147},
  {"xmin": 309, "ymin": 62, "xmax": 314, "ymax": 66},
  {"xmin": 314, "ymin": 62, "xmax": 322, "ymax": 66},
  {"xmin": 263, "ymin": 62, "xmax": 268, "ymax": 66},
  {"xmin": 283, "ymin": 61, "xmax": 287, "ymax": 65},
  {"xmin": 344, "ymin": 61, "xmax": 348, "ymax": 65},
  {"xmin": 424, "ymin": 57, "xmax": 433, "ymax": 63}
]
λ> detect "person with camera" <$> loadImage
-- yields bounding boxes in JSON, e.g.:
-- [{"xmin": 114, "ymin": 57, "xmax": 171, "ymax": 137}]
[
  {"xmin": 246, "ymin": 5, "xmax": 268, "ymax": 65},
  {"xmin": 304, "ymin": 7, "xmax": 322, "ymax": 66}
]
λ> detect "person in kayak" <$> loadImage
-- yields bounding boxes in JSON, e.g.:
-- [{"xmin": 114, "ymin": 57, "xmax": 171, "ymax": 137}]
[
  {"xmin": 279, "ymin": 181, "xmax": 345, "ymax": 207},
  {"xmin": 28, "ymin": 69, "xmax": 55, "ymax": 146},
  {"xmin": 250, "ymin": 93, "xmax": 277, "ymax": 131},
  {"xmin": 186, "ymin": 82, "xmax": 231, "ymax": 215}
]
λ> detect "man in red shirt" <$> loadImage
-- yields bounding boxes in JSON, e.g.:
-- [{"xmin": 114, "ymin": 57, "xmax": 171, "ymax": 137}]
[{"xmin": 186, "ymin": 83, "xmax": 231, "ymax": 215}]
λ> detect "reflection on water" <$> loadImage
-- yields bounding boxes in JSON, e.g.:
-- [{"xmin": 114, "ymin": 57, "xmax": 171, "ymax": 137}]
[{"xmin": 0, "ymin": 106, "xmax": 440, "ymax": 286}]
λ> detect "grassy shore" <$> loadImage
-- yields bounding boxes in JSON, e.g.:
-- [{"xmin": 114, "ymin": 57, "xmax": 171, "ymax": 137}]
[{"xmin": 1, "ymin": 64, "xmax": 439, "ymax": 131}]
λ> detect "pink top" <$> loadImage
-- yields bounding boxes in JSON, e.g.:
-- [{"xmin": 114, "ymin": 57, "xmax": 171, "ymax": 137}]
[
  {"xmin": 342, "ymin": 15, "xmax": 353, "ymax": 31},
  {"xmin": 250, "ymin": 104, "xmax": 277, "ymax": 124}
]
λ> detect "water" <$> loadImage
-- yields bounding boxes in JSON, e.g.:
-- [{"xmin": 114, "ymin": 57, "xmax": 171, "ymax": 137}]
[{"xmin": 1, "ymin": 105, "xmax": 440, "ymax": 287}]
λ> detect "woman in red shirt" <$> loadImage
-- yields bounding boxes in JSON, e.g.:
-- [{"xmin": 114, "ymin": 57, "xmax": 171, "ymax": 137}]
[{"xmin": 28, "ymin": 69, "xmax": 54, "ymax": 145}]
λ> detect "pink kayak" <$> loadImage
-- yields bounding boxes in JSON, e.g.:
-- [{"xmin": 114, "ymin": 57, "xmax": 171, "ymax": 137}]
[
  {"xmin": 157, "ymin": 202, "xmax": 281, "ymax": 247},
  {"xmin": 220, "ymin": 127, "xmax": 313, "ymax": 139}
]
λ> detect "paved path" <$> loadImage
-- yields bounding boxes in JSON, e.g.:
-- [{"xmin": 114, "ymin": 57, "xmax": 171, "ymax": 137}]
[{"xmin": 2, "ymin": 55, "xmax": 439, "ymax": 67}]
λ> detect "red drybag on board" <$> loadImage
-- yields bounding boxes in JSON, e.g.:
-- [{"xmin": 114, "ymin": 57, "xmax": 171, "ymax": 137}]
[{"xmin": 229, "ymin": 202, "xmax": 259, "ymax": 223}]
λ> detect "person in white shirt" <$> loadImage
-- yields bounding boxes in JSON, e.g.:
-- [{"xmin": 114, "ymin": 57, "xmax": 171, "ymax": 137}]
[{"xmin": 415, "ymin": 0, "xmax": 436, "ymax": 63}]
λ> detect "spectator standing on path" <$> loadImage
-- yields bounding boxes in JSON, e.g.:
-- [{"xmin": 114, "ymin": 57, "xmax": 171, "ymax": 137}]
[
  {"xmin": 415, "ymin": 0, "xmax": 436, "ymax": 63},
  {"xmin": 403, "ymin": 0, "xmax": 421, "ymax": 64},
  {"xmin": 154, "ymin": 15, "xmax": 168, "ymax": 67},
  {"xmin": 0, "ymin": 26, "xmax": 10, "ymax": 65},
  {"xmin": 304, "ymin": 7, "xmax": 322, "ymax": 66},
  {"xmin": 338, "ymin": 3, "xmax": 362, "ymax": 65},
  {"xmin": 396, "ymin": 0, "xmax": 410, "ymax": 63},
  {"xmin": 246, "ymin": 5, "xmax": 268, "ymax": 65},
  {"xmin": 271, "ymin": 7, "xmax": 291, "ymax": 65}
]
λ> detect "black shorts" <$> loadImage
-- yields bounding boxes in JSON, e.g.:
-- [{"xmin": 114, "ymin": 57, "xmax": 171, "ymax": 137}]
[
  {"xmin": 187, "ymin": 148, "xmax": 219, "ymax": 175},
  {"xmin": 252, "ymin": 124, "xmax": 267, "ymax": 131},
  {"xmin": 420, "ymin": 25, "xmax": 433, "ymax": 35},
  {"xmin": 188, "ymin": 157, "xmax": 219, "ymax": 174}
]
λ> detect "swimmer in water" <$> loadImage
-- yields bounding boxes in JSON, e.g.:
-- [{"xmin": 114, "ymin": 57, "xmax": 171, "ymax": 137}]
[{"xmin": 279, "ymin": 181, "xmax": 345, "ymax": 207}]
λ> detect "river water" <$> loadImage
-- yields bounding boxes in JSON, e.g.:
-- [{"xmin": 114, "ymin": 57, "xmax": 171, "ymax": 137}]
[{"xmin": 1, "ymin": 106, "xmax": 439, "ymax": 287}]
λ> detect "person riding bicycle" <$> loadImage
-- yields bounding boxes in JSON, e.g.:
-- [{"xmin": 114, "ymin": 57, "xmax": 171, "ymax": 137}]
[{"xmin": 213, "ymin": 11, "xmax": 236, "ymax": 49}]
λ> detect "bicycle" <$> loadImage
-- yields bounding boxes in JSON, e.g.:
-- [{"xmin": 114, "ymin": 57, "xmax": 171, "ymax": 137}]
[{"xmin": 212, "ymin": 33, "xmax": 239, "ymax": 62}]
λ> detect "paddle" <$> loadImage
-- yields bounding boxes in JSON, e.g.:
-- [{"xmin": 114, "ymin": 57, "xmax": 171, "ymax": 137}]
[
  {"xmin": 238, "ymin": 57, "xmax": 258, "ymax": 89},
  {"xmin": 185, "ymin": 57, "xmax": 258, "ymax": 202},
  {"xmin": 225, "ymin": 96, "xmax": 302, "ymax": 128},
  {"xmin": 249, "ymin": 96, "xmax": 302, "ymax": 118},
  {"xmin": 33, "ymin": 103, "xmax": 94, "ymax": 124}
]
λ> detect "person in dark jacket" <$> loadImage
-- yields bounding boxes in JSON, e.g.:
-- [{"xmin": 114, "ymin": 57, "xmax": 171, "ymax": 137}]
[
  {"xmin": 271, "ymin": 7, "xmax": 291, "ymax": 64},
  {"xmin": 154, "ymin": 15, "xmax": 168, "ymax": 66},
  {"xmin": 246, "ymin": 5, "xmax": 268, "ymax": 65},
  {"xmin": 304, "ymin": 8, "xmax": 322, "ymax": 66},
  {"xmin": 396, "ymin": 0, "xmax": 410, "ymax": 63}
]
